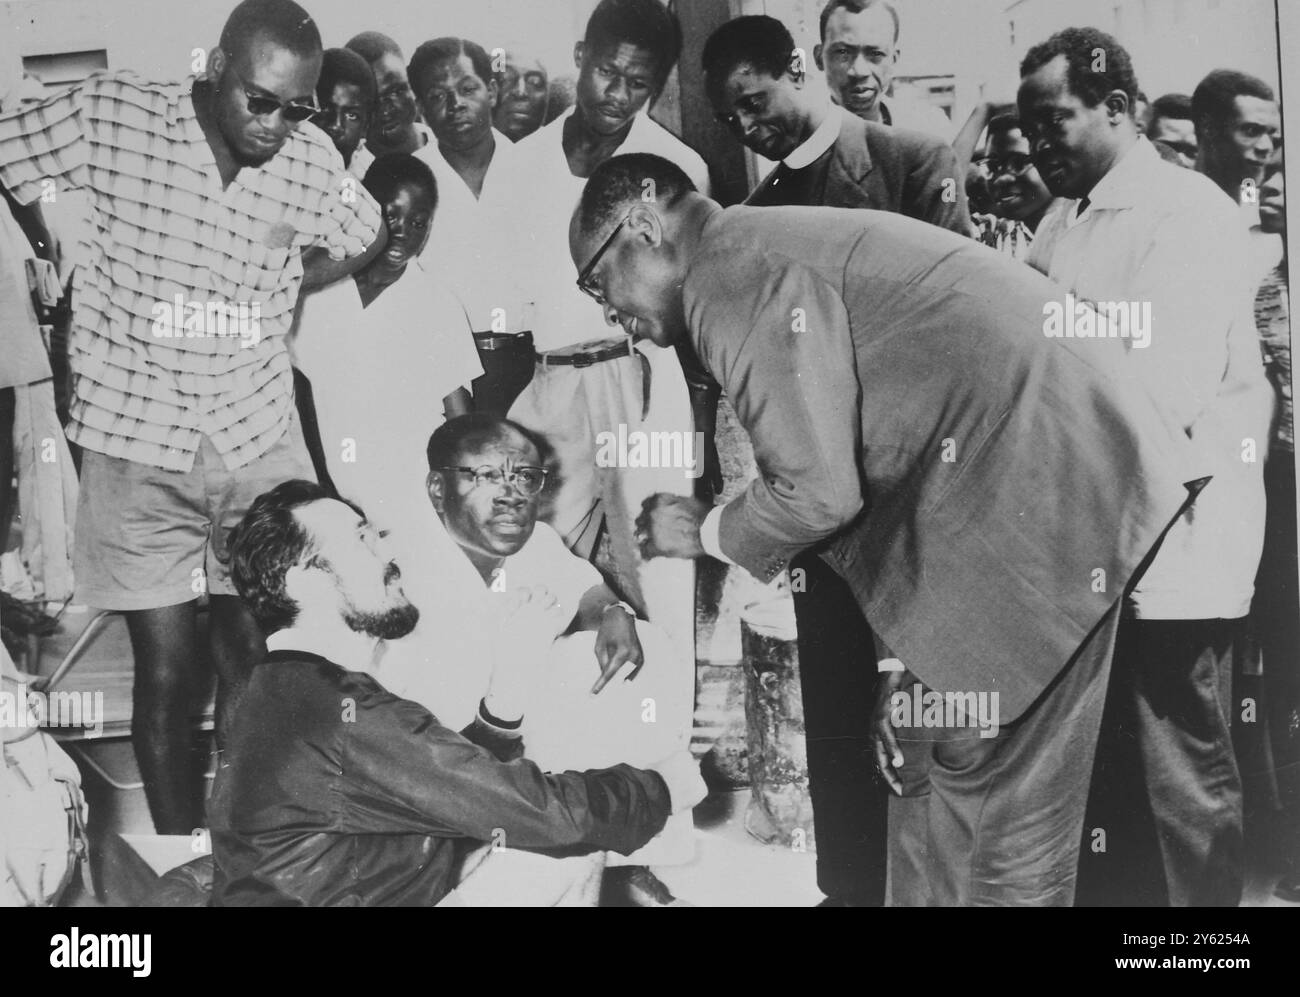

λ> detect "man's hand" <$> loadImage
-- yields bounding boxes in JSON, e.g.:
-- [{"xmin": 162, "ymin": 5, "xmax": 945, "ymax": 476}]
[
  {"xmin": 485, "ymin": 586, "xmax": 568, "ymax": 720},
  {"xmin": 649, "ymin": 750, "xmax": 708, "ymax": 815},
  {"xmin": 871, "ymin": 668, "xmax": 909, "ymax": 795},
  {"xmin": 635, "ymin": 494, "xmax": 710, "ymax": 560},
  {"xmin": 300, "ymin": 225, "xmax": 388, "ymax": 292},
  {"xmin": 592, "ymin": 605, "xmax": 644, "ymax": 694}
]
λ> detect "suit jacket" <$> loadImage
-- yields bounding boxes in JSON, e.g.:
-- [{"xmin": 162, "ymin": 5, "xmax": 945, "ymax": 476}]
[
  {"xmin": 685, "ymin": 206, "xmax": 1205, "ymax": 720},
  {"xmin": 746, "ymin": 112, "xmax": 970, "ymax": 234}
]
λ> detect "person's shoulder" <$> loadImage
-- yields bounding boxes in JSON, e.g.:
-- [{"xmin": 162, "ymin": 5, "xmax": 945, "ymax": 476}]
[
  {"xmin": 72, "ymin": 70, "xmax": 189, "ymax": 117},
  {"xmin": 634, "ymin": 114, "xmax": 709, "ymax": 184},
  {"xmin": 282, "ymin": 119, "xmax": 348, "ymax": 171}
]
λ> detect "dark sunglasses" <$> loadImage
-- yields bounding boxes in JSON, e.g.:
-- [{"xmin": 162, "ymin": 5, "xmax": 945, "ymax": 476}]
[{"xmin": 227, "ymin": 59, "xmax": 319, "ymax": 123}]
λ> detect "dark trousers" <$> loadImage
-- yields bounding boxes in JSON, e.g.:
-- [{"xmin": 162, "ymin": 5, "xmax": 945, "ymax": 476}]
[
  {"xmin": 1079, "ymin": 617, "xmax": 1246, "ymax": 906},
  {"xmin": 789, "ymin": 550, "xmax": 887, "ymax": 904},
  {"xmin": 889, "ymin": 602, "xmax": 1122, "ymax": 906},
  {"xmin": 1258, "ymin": 453, "xmax": 1300, "ymax": 812},
  {"xmin": 471, "ymin": 333, "xmax": 535, "ymax": 417}
]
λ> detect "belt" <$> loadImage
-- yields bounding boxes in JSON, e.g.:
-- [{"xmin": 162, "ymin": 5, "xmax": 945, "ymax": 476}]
[
  {"xmin": 537, "ymin": 338, "xmax": 652, "ymax": 419},
  {"xmin": 473, "ymin": 330, "xmax": 533, "ymax": 351},
  {"xmin": 537, "ymin": 339, "xmax": 633, "ymax": 368}
]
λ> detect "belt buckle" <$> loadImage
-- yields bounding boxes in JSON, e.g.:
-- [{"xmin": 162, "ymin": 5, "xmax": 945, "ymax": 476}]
[{"xmin": 570, "ymin": 350, "xmax": 596, "ymax": 369}]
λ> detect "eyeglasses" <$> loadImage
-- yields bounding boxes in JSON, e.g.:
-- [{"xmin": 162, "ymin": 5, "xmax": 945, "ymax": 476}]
[
  {"xmin": 983, "ymin": 154, "xmax": 1036, "ymax": 178},
  {"xmin": 576, "ymin": 214, "xmax": 631, "ymax": 304},
  {"xmin": 226, "ymin": 58, "xmax": 319, "ymax": 123},
  {"xmin": 438, "ymin": 465, "xmax": 548, "ymax": 495}
]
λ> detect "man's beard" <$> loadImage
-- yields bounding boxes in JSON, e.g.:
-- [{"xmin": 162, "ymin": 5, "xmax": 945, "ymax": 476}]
[{"xmin": 343, "ymin": 598, "xmax": 420, "ymax": 640}]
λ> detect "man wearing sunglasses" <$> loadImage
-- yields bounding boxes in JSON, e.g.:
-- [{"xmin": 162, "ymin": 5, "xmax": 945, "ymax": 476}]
[
  {"xmin": 379, "ymin": 414, "xmax": 698, "ymax": 904},
  {"xmin": 0, "ymin": 0, "xmax": 387, "ymax": 836}
]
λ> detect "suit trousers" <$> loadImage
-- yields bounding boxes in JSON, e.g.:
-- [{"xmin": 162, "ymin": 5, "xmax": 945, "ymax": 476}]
[
  {"xmin": 888, "ymin": 601, "xmax": 1122, "ymax": 906},
  {"xmin": 790, "ymin": 550, "xmax": 887, "ymax": 904},
  {"xmin": 1079, "ymin": 617, "xmax": 1245, "ymax": 906}
]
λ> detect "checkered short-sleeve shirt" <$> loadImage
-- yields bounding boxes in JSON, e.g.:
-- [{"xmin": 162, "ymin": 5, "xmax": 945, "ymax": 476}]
[{"xmin": 0, "ymin": 70, "xmax": 382, "ymax": 471}]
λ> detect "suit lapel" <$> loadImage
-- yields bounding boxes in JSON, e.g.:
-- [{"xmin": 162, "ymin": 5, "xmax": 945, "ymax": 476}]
[{"xmin": 825, "ymin": 115, "xmax": 875, "ymax": 208}]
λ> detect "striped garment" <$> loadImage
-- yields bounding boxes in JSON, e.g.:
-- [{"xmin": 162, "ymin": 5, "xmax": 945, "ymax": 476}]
[{"xmin": 0, "ymin": 71, "xmax": 382, "ymax": 471}]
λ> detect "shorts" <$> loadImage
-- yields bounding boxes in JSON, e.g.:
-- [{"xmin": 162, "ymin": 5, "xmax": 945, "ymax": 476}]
[{"xmin": 73, "ymin": 417, "xmax": 315, "ymax": 610}]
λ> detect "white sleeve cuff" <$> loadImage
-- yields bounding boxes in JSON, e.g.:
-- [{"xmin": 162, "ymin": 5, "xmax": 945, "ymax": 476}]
[
  {"xmin": 877, "ymin": 657, "xmax": 906, "ymax": 673},
  {"xmin": 699, "ymin": 505, "xmax": 736, "ymax": 565}
]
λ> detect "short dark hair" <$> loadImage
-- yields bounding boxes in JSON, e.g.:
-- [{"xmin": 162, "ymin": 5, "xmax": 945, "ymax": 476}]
[
  {"xmin": 426, "ymin": 414, "xmax": 544, "ymax": 474},
  {"xmin": 1020, "ymin": 26, "xmax": 1139, "ymax": 111},
  {"xmin": 408, "ymin": 37, "xmax": 494, "ymax": 98},
  {"xmin": 318, "ymin": 47, "xmax": 377, "ymax": 109},
  {"xmin": 818, "ymin": 0, "xmax": 899, "ymax": 45},
  {"xmin": 986, "ymin": 112, "xmax": 1023, "ymax": 140},
  {"xmin": 1149, "ymin": 92, "xmax": 1193, "ymax": 125},
  {"xmin": 702, "ymin": 15, "xmax": 797, "ymax": 88},
  {"xmin": 575, "ymin": 152, "xmax": 696, "ymax": 241},
  {"xmin": 1191, "ymin": 69, "xmax": 1275, "ymax": 137},
  {"xmin": 345, "ymin": 30, "xmax": 402, "ymax": 65},
  {"xmin": 219, "ymin": 0, "xmax": 321, "ymax": 60},
  {"xmin": 362, "ymin": 153, "xmax": 438, "ymax": 212},
  {"xmin": 228, "ymin": 479, "xmax": 360, "ymax": 634},
  {"xmin": 583, "ymin": 0, "xmax": 682, "ymax": 86}
]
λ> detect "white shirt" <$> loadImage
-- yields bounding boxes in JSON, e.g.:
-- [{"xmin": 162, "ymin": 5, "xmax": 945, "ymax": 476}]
[
  {"xmin": 415, "ymin": 129, "xmax": 532, "ymax": 333},
  {"xmin": 292, "ymin": 261, "xmax": 483, "ymax": 539},
  {"xmin": 784, "ymin": 101, "xmax": 844, "ymax": 169},
  {"xmin": 380, "ymin": 511, "xmax": 602, "ymax": 730},
  {"xmin": 515, "ymin": 109, "xmax": 711, "ymax": 352},
  {"xmin": 1028, "ymin": 137, "xmax": 1271, "ymax": 620}
]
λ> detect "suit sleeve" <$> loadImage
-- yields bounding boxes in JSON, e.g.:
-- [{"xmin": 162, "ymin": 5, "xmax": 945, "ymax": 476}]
[
  {"xmin": 693, "ymin": 252, "xmax": 865, "ymax": 582},
  {"xmin": 901, "ymin": 133, "xmax": 971, "ymax": 235},
  {"xmin": 336, "ymin": 691, "xmax": 671, "ymax": 856}
]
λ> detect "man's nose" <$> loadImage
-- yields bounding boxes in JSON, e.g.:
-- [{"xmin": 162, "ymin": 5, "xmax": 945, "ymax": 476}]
[
  {"xmin": 737, "ymin": 109, "xmax": 760, "ymax": 137},
  {"xmin": 510, "ymin": 76, "xmax": 529, "ymax": 98},
  {"xmin": 604, "ymin": 76, "xmax": 630, "ymax": 106},
  {"xmin": 603, "ymin": 302, "xmax": 620, "ymax": 326},
  {"xmin": 850, "ymin": 52, "xmax": 873, "ymax": 78}
]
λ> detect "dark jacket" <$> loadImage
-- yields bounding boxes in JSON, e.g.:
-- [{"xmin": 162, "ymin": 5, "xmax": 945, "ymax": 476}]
[
  {"xmin": 209, "ymin": 651, "xmax": 670, "ymax": 906},
  {"xmin": 746, "ymin": 112, "xmax": 971, "ymax": 234}
]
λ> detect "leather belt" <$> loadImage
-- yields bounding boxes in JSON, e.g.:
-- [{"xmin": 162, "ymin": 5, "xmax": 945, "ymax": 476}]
[
  {"xmin": 536, "ymin": 339, "xmax": 633, "ymax": 368},
  {"xmin": 537, "ymin": 338, "xmax": 652, "ymax": 419},
  {"xmin": 473, "ymin": 330, "xmax": 533, "ymax": 351}
]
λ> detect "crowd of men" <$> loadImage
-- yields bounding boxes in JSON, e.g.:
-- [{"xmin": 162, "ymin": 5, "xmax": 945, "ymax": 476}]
[{"xmin": 0, "ymin": 0, "xmax": 1294, "ymax": 906}]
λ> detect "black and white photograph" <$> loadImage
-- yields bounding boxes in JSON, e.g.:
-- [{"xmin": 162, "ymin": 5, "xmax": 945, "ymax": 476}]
[{"xmin": 0, "ymin": 0, "xmax": 1296, "ymax": 934}]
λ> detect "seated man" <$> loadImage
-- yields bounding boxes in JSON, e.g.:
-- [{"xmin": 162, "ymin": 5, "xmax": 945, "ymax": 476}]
[
  {"xmin": 209, "ymin": 479, "xmax": 705, "ymax": 906},
  {"xmin": 292, "ymin": 153, "xmax": 481, "ymax": 535},
  {"xmin": 379, "ymin": 415, "xmax": 698, "ymax": 893}
]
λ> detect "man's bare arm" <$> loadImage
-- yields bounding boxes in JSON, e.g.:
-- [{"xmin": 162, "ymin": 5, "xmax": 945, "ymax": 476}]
[{"xmin": 300, "ymin": 225, "xmax": 388, "ymax": 291}]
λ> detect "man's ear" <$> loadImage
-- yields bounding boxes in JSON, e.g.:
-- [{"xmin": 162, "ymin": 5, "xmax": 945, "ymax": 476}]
[
  {"xmin": 1104, "ymin": 89, "xmax": 1130, "ymax": 122},
  {"xmin": 487, "ymin": 78, "xmax": 500, "ymax": 110},
  {"xmin": 426, "ymin": 470, "xmax": 446, "ymax": 514},
  {"xmin": 813, "ymin": 42, "xmax": 825, "ymax": 72},
  {"xmin": 626, "ymin": 200, "xmax": 664, "ymax": 248},
  {"xmin": 206, "ymin": 46, "xmax": 227, "ymax": 83},
  {"xmin": 788, "ymin": 52, "xmax": 806, "ymax": 86},
  {"xmin": 573, "ymin": 41, "xmax": 585, "ymax": 72}
]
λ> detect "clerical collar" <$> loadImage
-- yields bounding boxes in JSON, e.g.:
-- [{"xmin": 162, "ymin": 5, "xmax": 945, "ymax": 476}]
[{"xmin": 784, "ymin": 102, "xmax": 843, "ymax": 170}]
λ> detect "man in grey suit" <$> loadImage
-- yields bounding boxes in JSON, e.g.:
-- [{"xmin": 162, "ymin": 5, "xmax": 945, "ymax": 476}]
[
  {"xmin": 701, "ymin": 13, "xmax": 969, "ymax": 907},
  {"xmin": 569, "ymin": 152, "xmax": 1206, "ymax": 905}
]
